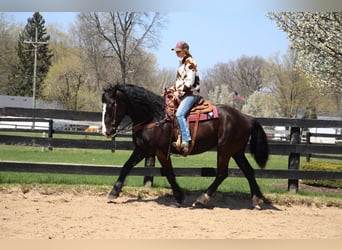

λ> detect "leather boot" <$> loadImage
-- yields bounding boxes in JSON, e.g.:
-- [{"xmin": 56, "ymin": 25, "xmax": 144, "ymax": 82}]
[{"xmin": 181, "ymin": 141, "xmax": 189, "ymax": 152}]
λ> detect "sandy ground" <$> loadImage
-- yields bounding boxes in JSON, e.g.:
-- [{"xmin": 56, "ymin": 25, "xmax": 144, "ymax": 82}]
[{"xmin": 0, "ymin": 185, "xmax": 341, "ymax": 239}]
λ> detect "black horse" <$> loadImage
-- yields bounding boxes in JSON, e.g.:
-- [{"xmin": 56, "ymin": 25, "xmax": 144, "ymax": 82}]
[{"xmin": 102, "ymin": 84, "xmax": 269, "ymax": 209}]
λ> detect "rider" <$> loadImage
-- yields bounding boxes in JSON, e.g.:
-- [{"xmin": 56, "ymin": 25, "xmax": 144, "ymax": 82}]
[{"xmin": 169, "ymin": 41, "xmax": 201, "ymax": 152}]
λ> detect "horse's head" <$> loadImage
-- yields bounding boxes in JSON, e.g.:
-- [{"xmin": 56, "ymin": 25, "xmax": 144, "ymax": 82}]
[{"xmin": 101, "ymin": 86, "xmax": 127, "ymax": 137}]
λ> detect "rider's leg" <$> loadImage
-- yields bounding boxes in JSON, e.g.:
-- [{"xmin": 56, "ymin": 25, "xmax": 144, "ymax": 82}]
[{"xmin": 176, "ymin": 95, "xmax": 201, "ymax": 151}]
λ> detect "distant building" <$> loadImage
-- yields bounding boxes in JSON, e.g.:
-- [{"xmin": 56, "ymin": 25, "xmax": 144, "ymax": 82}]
[
  {"xmin": 0, "ymin": 95, "xmax": 62, "ymax": 109},
  {"xmin": 308, "ymin": 115, "xmax": 342, "ymax": 144},
  {"xmin": 0, "ymin": 95, "xmax": 63, "ymax": 130},
  {"xmin": 0, "ymin": 95, "xmax": 100, "ymax": 131}
]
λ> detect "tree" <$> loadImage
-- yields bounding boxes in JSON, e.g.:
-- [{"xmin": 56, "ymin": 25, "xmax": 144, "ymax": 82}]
[
  {"xmin": 268, "ymin": 12, "xmax": 342, "ymax": 94},
  {"xmin": 8, "ymin": 12, "xmax": 53, "ymax": 97},
  {"xmin": 242, "ymin": 91, "xmax": 281, "ymax": 118},
  {"xmin": 78, "ymin": 12, "xmax": 165, "ymax": 85},
  {"xmin": 262, "ymin": 50, "xmax": 332, "ymax": 118},
  {"xmin": 43, "ymin": 23, "xmax": 102, "ymax": 111},
  {"xmin": 43, "ymin": 47, "xmax": 88, "ymax": 111},
  {"xmin": 203, "ymin": 56, "xmax": 265, "ymax": 110},
  {"xmin": 203, "ymin": 63, "xmax": 234, "ymax": 94},
  {"xmin": 208, "ymin": 84, "xmax": 233, "ymax": 106},
  {"xmin": 228, "ymin": 56, "xmax": 266, "ymax": 96},
  {"xmin": 154, "ymin": 67, "xmax": 175, "ymax": 94},
  {"xmin": 0, "ymin": 13, "xmax": 20, "ymax": 94},
  {"xmin": 204, "ymin": 56, "xmax": 265, "ymax": 96},
  {"xmin": 72, "ymin": 18, "xmax": 115, "ymax": 91}
]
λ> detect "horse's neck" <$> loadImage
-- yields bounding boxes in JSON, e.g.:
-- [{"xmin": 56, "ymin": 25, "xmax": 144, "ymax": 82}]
[{"xmin": 128, "ymin": 111, "xmax": 163, "ymax": 125}]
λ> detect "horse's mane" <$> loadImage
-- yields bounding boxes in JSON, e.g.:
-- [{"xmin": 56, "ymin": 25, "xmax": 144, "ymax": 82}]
[{"xmin": 105, "ymin": 84, "xmax": 165, "ymax": 122}]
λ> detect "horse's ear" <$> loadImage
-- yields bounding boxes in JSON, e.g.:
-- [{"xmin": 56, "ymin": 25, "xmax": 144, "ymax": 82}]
[
  {"xmin": 102, "ymin": 89, "xmax": 114, "ymax": 105},
  {"xmin": 101, "ymin": 91, "xmax": 107, "ymax": 104}
]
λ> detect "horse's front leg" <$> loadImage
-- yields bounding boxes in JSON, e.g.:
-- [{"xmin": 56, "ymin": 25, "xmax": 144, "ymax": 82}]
[
  {"xmin": 157, "ymin": 152, "xmax": 185, "ymax": 206},
  {"xmin": 108, "ymin": 147, "xmax": 145, "ymax": 201}
]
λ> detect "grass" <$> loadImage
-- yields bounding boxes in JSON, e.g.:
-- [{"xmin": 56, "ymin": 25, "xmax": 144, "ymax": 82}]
[
  {"xmin": 0, "ymin": 144, "xmax": 341, "ymax": 207},
  {"xmin": 0, "ymin": 144, "xmax": 288, "ymax": 168}
]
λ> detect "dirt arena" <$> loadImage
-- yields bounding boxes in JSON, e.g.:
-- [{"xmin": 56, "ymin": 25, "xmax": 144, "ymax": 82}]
[{"xmin": 0, "ymin": 185, "xmax": 341, "ymax": 239}]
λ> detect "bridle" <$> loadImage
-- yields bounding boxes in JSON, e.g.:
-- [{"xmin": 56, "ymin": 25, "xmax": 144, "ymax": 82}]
[
  {"xmin": 110, "ymin": 97, "xmax": 118, "ymax": 132},
  {"xmin": 105, "ymin": 87, "xmax": 174, "ymax": 158},
  {"xmin": 107, "ymin": 91, "xmax": 147, "ymax": 137},
  {"xmin": 106, "ymin": 94, "xmax": 132, "ymax": 137}
]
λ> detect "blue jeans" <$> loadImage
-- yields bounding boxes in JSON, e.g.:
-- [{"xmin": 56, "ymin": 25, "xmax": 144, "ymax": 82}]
[{"xmin": 176, "ymin": 95, "xmax": 201, "ymax": 142}]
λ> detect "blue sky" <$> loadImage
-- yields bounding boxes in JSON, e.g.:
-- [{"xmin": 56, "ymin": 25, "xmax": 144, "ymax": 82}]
[
  {"xmin": 157, "ymin": 12, "xmax": 290, "ymax": 70},
  {"xmin": 9, "ymin": 11, "xmax": 290, "ymax": 72}
]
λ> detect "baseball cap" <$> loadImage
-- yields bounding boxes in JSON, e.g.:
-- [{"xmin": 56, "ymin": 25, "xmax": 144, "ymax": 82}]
[{"xmin": 171, "ymin": 41, "xmax": 189, "ymax": 51}]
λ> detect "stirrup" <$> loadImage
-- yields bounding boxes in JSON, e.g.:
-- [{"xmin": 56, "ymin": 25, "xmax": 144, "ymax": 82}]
[
  {"xmin": 181, "ymin": 141, "xmax": 189, "ymax": 152},
  {"xmin": 172, "ymin": 135, "xmax": 182, "ymax": 151}
]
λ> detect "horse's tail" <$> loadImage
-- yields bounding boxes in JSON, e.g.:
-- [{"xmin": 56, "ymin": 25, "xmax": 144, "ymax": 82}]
[{"xmin": 249, "ymin": 119, "xmax": 269, "ymax": 169}]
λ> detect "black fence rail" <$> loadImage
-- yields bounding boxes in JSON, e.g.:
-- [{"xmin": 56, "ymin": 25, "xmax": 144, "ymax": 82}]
[
  {"xmin": 0, "ymin": 107, "xmax": 100, "ymax": 121},
  {"xmin": 1, "ymin": 107, "xmax": 341, "ymax": 193},
  {"xmin": 1, "ymin": 161, "xmax": 341, "ymax": 180},
  {"xmin": 0, "ymin": 134, "xmax": 341, "ymax": 155}
]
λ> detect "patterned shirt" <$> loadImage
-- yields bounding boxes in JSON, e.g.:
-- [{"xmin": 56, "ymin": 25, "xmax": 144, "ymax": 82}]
[{"xmin": 171, "ymin": 56, "xmax": 200, "ymax": 97}]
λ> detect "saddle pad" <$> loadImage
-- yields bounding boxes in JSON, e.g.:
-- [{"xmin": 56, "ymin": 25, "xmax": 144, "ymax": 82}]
[{"xmin": 188, "ymin": 105, "xmax": 218, "ymax": 122}]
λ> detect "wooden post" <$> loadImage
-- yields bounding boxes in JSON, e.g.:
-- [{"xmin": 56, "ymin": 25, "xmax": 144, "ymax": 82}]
[
  {"xmin": 306, "ymin": 131, "xmax": 311, "ymax": 162},
  {"xmin": 48, "ymin": 119, "xmax": 53, "ymax": 151},
  {"xmin": 288, "ymin": 127, "xmax": 300, "ymax": 193},
  {"xmin": 111, "ymin": 137, "xmax": 116, "ymax": 153},
  {"xmin": 143, "ymin": 156, "xmax": 155, "ymax": 187}
]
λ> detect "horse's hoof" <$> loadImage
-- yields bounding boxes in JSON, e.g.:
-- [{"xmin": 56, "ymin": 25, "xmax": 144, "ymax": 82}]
[
  {"xmin": 144, "ymin": 180, "xmax": 153, "ymax": 188},
  {"xmin": 174, "ymin": 192, "xmax": 185, "ymax": 205},
  {"xmin": 253, "ymin": 205, "xmax": 261, "ymax": 210},
  {"xmin": 191, "ymin": 201, "xmax": 207, "ymax": 208},
  {"xmin": 252, "ymin": 195, "xmax": 263, "ymax": 210},
  {"xmin": 192, "ymin": 193, "xmax": 210, "ymax": 208},
  {"xmin": 170, "ymin": 202, "xmax": 181, "ymax": 208},
  {"xmin": 107, "ymin": 193, "xmax": 119, "ymax": 202}
]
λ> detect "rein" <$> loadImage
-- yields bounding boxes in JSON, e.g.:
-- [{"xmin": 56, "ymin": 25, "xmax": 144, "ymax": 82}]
[
  {"xmin": 111, "ymin": 119, "xmax": 160, "ymax": 137},
  {"xmin": 110, "ymin": 120, "xmax": 133, "ymax": 137},
  {"xmin": 109, "ymin": 97, "xmax": 134, "ymax": 136}
]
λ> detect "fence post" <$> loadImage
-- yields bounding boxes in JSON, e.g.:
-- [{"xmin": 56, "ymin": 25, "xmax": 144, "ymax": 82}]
[
  {"xmin": 306, "ymin": 131, "xmax": 311, "ymax": 162},
  {"xmin": 111, "ymin": 137, "xmax": 116, "ymax": 152},
  {"xmin": 143, "ymin": 156, "xmax": 155, "ymax": 187},
  {"xmin": 288, "ymin": 126, "xmax": 300, "ymax": 193},
  {"xmin": 48, "ymin": 119, "xmax": 53, "ymax": 151}
]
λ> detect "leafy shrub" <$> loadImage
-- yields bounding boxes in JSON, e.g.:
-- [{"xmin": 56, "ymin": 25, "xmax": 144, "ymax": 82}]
[{"xmin": 301, "ymin": 162, "xmax": 342, "ymax": 189}]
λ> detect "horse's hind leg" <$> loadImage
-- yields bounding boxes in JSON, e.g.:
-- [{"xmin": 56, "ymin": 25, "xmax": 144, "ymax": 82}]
[
  {"xmin": 192, "ymin": 151, "xmax": 229, "ymax": 208},
  {"xmin": 108, "ymin": 147, "xmax": 145, "ymax": 201},
  {"xmin": 233, "ymin": 151, "xmax": 264, "ymax": 209}
]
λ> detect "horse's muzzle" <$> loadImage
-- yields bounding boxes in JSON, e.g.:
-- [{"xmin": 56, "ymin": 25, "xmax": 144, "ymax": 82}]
[
  {"xmin": 105, "ymin": 130, "xmax": 116, "ymax": 138},
  {"xmin": 102, "ymin": 127, "xmax": 116, "ymax": 138}
]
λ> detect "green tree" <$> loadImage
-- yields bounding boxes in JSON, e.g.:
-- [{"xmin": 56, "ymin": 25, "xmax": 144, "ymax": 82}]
[
  {"xmin": 0, "ymin": 13, "xmax": 20, "ymax": 94},
  {"xmin": 262, "ymin": 50, "xmax": 331, "ymax": 118},
  {"xmin": 44, "ymin": 26, "xmax": 102, "ymax": 112},
  {"xmin": 242, "ymin": 91, "xmax": 281, "ymax": 118},
  {"xmin": 8, "ymin": 12, "xmax": 53, "ymax": 98},
  {"xmin": 44, "ymin": 47, "xmax": 87, "ymax": 111},
  {"xmin": 268, "ymin": 12, "xmax": 342, "ymax": 94},
  {"xmin": 208, "ymin": 84, "xmax": 233, "ymax": 105}
]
